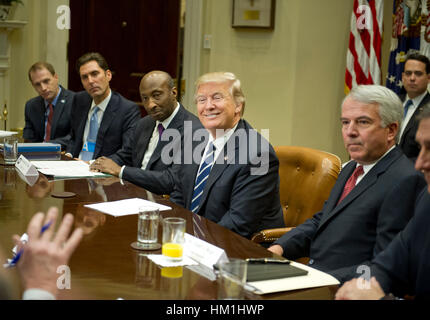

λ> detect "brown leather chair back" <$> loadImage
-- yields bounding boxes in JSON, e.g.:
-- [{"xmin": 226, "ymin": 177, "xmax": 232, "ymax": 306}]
[
  {"xmin": 251, "ymin": 146, "xmax": 341, "ymax": 244},
  {"xmin": 277, "ymin": 146, "xmax": 341, "ymax": 227}
]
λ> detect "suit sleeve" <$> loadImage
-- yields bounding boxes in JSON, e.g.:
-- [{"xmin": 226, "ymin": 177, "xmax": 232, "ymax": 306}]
[
  {"xmin": 273, "ymin": 209, "xmax": 324, "ymax": 260},
  {"xmin": 109, "ymin": 103, "xmax": 140, "ymax": 161},
  {"xmin": 122, "ymin": 165, "xmax": 176, "ymax": 195},
  {"xmin": 328, "ymin": 172, "xmax": 426, "ymax": 283},
  {"xmin": 216, "ymin": 149, "xmax": 281, "ymax": 238}
]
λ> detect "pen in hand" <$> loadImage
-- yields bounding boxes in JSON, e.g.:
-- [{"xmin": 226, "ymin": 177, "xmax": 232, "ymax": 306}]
[{"xmin": 7, "ymin": 220, "xmax": 53, "ymax": 268}]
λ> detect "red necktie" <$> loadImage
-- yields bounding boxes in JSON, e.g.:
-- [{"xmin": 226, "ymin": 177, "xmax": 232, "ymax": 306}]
[
  {"xmin": 337, "ymin": 165, "xmax": 364, "ymax": 204},
  {"xmin": 45, "ymin": 103, "xmax": 54, "ymax": 142}
]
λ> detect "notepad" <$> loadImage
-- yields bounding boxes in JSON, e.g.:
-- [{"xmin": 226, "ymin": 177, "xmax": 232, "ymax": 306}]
[{"xmin": 246, "ymin": 263, "xmax": 308, "ymax": 282}]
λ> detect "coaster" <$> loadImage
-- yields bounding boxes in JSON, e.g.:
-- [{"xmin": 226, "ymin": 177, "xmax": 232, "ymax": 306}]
[
  {"xmin": 51, "ymin": 191, "xmax": 76, "ymax": 198},
  {"xmin": 131, "ymin": 242, "xmax": 161, "ymax": 251}
]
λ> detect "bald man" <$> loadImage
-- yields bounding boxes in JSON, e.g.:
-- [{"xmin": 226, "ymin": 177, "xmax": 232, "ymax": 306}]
[{"xmin": 91, "ymin": 71, "xmax": 202, "ymax": 179}]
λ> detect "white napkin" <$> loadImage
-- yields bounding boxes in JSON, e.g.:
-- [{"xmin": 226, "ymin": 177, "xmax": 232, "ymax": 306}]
[{"xmin": 147, "ymin": 254, "xmax": 198, "ymax": 267}]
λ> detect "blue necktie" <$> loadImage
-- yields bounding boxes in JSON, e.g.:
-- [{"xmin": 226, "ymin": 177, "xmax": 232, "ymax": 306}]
[
  {"xmin": 404, "ymin": 99, "xmax": 413, "ymax": 118},
  {"xmin": 81, "ymin": 106, "xmax": 99, "ymax": 161},
  {"xmin": 190, "ymin": 142, "xmax": 215, "ymax": 213}
]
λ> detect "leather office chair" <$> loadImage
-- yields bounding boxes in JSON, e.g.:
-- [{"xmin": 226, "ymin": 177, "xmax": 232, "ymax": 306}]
[{"xmin": 251, "ymin": 146, "xmax": 341, "ymax": 245}]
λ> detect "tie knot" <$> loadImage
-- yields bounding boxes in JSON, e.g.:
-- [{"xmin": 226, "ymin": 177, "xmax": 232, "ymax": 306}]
[
  {"xmin": 404, "ymin": 100, "xmax": 413, "ymax": 118},
  {"xmin": 352, "ymin": 165, "xmax": 364, "ymax": 178}
]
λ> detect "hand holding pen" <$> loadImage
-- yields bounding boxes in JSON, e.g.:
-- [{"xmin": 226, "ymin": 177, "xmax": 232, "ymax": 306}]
[{"xmin": 11, "ymin": 207, "xmax": 83, "ymax": 297}]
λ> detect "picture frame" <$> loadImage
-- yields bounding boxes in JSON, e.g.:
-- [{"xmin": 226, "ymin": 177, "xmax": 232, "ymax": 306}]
[{"xmin": 232, "ymin": 0, "xmax": 276, "ymax": 29}]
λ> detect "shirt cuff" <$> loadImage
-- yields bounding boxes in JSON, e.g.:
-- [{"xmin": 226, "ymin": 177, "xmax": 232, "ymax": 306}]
[
  {"xmin": 23, "ymin": 288, "xmax": 55, "ymax": 300},
  {"xmin": 119, "ymin": 165, "xmax": 126, "ymax": 179}
]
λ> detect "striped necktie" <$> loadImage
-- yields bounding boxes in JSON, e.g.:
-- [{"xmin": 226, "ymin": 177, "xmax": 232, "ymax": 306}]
[{"xmin": 190, "ymin": 142, "xmax": 215, "ymax": 213}]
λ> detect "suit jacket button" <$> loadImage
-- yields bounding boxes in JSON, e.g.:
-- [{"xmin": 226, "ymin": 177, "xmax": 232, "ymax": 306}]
[{"xmin": 308, "ymin": 259, "xmax": 314, "ymax": 265}]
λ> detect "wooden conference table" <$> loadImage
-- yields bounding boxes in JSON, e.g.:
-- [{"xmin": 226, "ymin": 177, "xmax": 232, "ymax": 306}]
[{"xmin": 0, "ymin": 164, "xmax": 336, "ymax": 300}]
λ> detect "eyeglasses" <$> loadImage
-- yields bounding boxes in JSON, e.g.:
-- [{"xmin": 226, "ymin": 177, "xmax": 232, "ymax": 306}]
[{"xmin": 196, "ymin": 93, "xmax": 225, "ymax": 105}]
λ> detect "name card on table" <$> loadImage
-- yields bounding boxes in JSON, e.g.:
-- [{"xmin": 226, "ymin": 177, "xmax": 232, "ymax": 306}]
[
  {"xmin": 15, "ymin": 155, "xmax": 39, "ymax": 178},
  {"xmin": 184, "ymin": 233, "xmax": 229, "ymax": 281},
  {"xmin": 184, "ymin": 233, "xmax": 228, "ymax": 269}
]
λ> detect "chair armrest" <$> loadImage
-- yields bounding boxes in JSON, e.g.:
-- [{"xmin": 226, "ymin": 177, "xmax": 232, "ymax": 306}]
[{"xmin": 251, "ymin": 227, "xmax": 295, "ymax": 244}]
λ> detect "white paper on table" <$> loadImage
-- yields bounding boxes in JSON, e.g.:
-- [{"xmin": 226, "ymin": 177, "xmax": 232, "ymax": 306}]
[
  {"xmin": 84, "ymin": 198, "xmax": 172, "ymax": 217},
  {"xmin": 0, "ymin": 130, "xmax": 18, "ymax": 138},
  {"xmin": 31, "ymin": 160, "xmax": 110, "ymax": 178},
  {"xmin": 147, "ymin": 254, "xmax": 198, "ymax": 267},
  {"xmin": 247, "ymin": 261, "xmax": 340, "ymax": 295}
]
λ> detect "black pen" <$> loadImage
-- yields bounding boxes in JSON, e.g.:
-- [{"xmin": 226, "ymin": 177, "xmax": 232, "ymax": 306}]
[{"xmin": 246, "ymin": 258, "xmax": 290, "ymax": 264}]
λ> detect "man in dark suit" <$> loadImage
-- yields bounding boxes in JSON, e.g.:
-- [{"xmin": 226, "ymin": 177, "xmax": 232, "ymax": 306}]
[
  {"xmin": 269, "ymin": 84, "xmax": 426, "ymax": 283},
  {"xmin": 66, "ymin": 52, "xmax": 140, "ymax": 160},
  {"xmin": 90, "ymin": 70, "xmax": 202, "ymax": 178},
  {"xmin": 336, "ymin": 109, "xmax": 430, "ymax": 300},
  {"xmin": 398, "ymin": 53, "xmax": 430, "ymax": 160},
  {"xmin": 23, "ymin": 62, "xmax": 74, "ymax": 150},
  {"xmin": 93, "ymin": 72, "xmax": 284, "ymax": 238}
]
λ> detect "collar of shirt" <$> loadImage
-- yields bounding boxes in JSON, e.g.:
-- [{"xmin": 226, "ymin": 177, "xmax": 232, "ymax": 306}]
[
  {"xmin": 44, "ymin": 86, "xmax": 62, "ymax": 109},
  {"xmin": 89, "ymin": 90, "xmax": 112, "ymax": 116},
  {"xmin": 205, "ymin": 121, "xmax": 240, "ymax": 163},
  {"xmin": 406, "ymin": 91, "xmax": 427, "ymax": 110},
  {"xmin": 156, "ymin": 102, "xmax": 180, "ymax": 130},
  {"xmin": 354, "ymin": 145, "xmax": 396, "ymax": 185},
  {"xmin": 400, "ymin": 91, "xmax": 428, "ymax": 137}
]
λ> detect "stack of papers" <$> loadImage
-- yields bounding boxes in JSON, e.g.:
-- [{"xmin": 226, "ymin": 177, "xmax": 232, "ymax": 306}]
[{"xmin": 31, "ymin": 160, "xmax": 110, "ymax": 178}]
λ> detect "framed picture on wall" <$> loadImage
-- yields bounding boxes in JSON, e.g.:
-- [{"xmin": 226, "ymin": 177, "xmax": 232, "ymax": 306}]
[{"xmin": 232, "ymin": 0, "xmax": 276, "ymax": 29}]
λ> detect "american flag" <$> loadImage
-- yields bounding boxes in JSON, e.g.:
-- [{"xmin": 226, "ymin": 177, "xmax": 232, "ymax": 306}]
[{"xmin": 345, "ymin": 0, "xmax": 384, "ymax": 94}]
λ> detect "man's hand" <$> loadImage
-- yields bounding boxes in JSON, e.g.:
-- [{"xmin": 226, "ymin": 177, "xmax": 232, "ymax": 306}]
[
  {"xmin": 335, "ymin": 277, "xmax": 385, "ymax": 300},
  {"xmin": 267, "ymin": 244, "xmax": 284, "ymax": 256},
  {"xmin": 13, "ymin": 207, "xmax": 83, "ymax": 298},
  {"xmin": 90, "ymin": 156, "xmax": 121, "ymax": 176}
]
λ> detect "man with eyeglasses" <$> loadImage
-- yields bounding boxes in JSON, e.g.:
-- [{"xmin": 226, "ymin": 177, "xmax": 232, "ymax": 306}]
[{"xmin": 399, "ymin": 53, "xmax": 430, "ymax": 160}]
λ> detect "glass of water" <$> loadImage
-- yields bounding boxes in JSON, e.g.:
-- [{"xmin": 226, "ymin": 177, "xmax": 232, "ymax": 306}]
[
  {"xmin": 3, "ymin": 136, "xmax": 18, "ymax": 165},
  {"xmin": 131, "ymin": 206, "xmax": 161, "ymax": 251}
]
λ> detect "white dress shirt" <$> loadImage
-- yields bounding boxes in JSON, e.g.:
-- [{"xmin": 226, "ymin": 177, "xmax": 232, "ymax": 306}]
[
  {"xmin": 400, "ymin": 91, "xmax": 427, "ymax": 138},
  {"xmin": 78, "ymin": 91, "xmax": 112, "ymax": 160},
  {"xmin": 119, "ymin": 102, "xmax": 180, "ymax": 178}
]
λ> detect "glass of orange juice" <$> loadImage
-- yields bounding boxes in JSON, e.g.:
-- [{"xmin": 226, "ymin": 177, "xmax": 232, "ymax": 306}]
[{"xmin": 162, "ymin": 217, "xmax": 186, "ymax": 261}]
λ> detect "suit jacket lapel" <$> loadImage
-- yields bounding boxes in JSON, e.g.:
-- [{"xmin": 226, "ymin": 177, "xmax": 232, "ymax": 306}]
[
  {"xmin": 50, "ymin": 87, "xmax": 67, "ymax": 138},
  {"xmin": 135, "ymin": 118, "xmax": 155, "ymax": 167},
  {"xmin": 401, "ymin": 92, "xmax": 430, "ymax": 143},
  {"xmin": 148, "ymin": 105, "xmax": 185, "ymax": 169},
  {"xmin": 195, "ymin": 120, "xmax": 245, "ymax": 213},
  {"xmin": 36, "ymin": 98, "xmax": 46, "ymax": 139},
  {"xmin": 317, "ymin": 147, "xmax": 402, "ymax": 231},
  {"xmin": 94, "ymin": 93, "xmax": 118, "ymax": 157}
]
